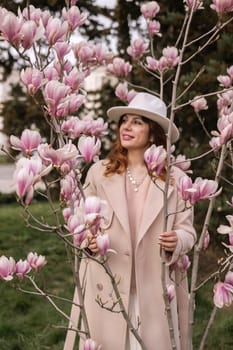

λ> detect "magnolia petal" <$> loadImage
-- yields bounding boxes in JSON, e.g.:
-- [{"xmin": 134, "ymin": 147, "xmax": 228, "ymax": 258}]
[{"xmin": 217, "ymin": 225, "xmax": 232, "ymax": 234}]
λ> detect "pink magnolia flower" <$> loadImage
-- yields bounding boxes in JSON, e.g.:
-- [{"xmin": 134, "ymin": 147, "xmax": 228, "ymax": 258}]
[
  {"xmin": 84, "ymin": 338, "xmax": 99, "ymax": 350},
  {"xmin": 146, "ymin": 56, "xmax": 159, "ymax": 71},
  {"xmin": 63, "ymin": 68, "xmax": 86, "ymax": 91},
  {"xmin": 203, "ymin": 231, "xmax": 210, "ymax": 250},
  {"xmin": 226, "ymin": 195, "xmax": 233, "ymax": 207},
  {"xmin": 190, "ymin": 177, "xmax": 220, "ymax": 204},
  {"xmin": 44, "ymin": 66, "xmax": 60, "ymax": 81},
  {"xmin": 162, "ymin": 46, "xmax": 180, "ymax": 68},
  {"xmin": 45, "ymin": 17, "xmax": 68, "ymax": 45},
  {"xmin": 229, "ymin": 233, "xmax": 233, "ymax": 246},
  {"xmin": 210, "ymin": 0, "xmax": 233, "ymax": 15},
  {"xmin": 60, "ymin": 173, "xmax": 77, "ymax": 202},
  {"xmin": 147, "ymin": 20, "xmax": 161, "ymax": 36},
  {"xmin": 67, "ymin": 212, "xmax": 86, "ymax": 234},
  {"xmin": 73, "ymin": 41, "xmax": 95, "ymax": 66},
  {"xmin": 38, "ymin": 142, "xmax": 80, "ymax": 167},
  {"xmin": 63, "ymin": 207, "xmax": 72, "ymax": 222},
  {"xmin": 20, "ymin": 20, "xmax": 44, "ymax": 50},
  {"xmin": 27, "ymin": 252, "xmax": 47, "ymax": 272},
  {"xmin": 15, "ymin": 156, "xmax": 43, "ymax": 177},
  {"xmin": 62, "ymin": 116, "xmax": 85, "ymax": 138},
  {"xmin": 177, "ymin": 175, "xmax": 219, "ymax": 205},
  {"xmin": 127, "ymin": 38, "xmax": 149, "ymax": 59},
  {"xmin": 78, "ymin": 136, "xmax": 101, "ymax": 162},
  {"xmin": 217, "ymin": 75, "xmax": 232, "ymax": 88},
  {"xmin": 83, "ymin": 196, "xmax": 108, "ymax": 233},
  {"xmin": 10, "ymin": 129, "xmax": 42, "ymax": 154},
  {"xmin": 66, "ymin": 212, "xmax": 87, "ymax": 246},
  {"xmin": 227, "ymin": 65, "xmax": 233, "ymax": 79},
  {"xmin": 177, "ymin": 175, "xmax": 193, "ymax": 201},
  {"xmin": 80, "ymin": 116, "xmax": 108, "ymax": 138},
  {"xmin": 53, "ymin": 59, "xmax": 73, "ymax": 75},
  {"xmin": 167, "ymin": 284, "xmax": 175, "ymax": 303},
  {"xmin": 107, "ymin": 57, "xmax": 132, "ymax": 78},
  {"xmin": 141, "ymin": 1, "xmax": 160, "ymax": 19},
  {"xmin": 20, "ymin": 67, "xmax": 44, "ymax": 95},
  {"xmin": 54, "ymin": 42, "xmax": 71, "ymax": 61},
  {"xmin": 0, "ymin": 11, "xmax": 23, "ymax": 47},
  {"xmin": 144, "ymin": 144, "xmax": 167, "ymax": 176},
  {"xmin": 218, "ymin": 114, "xmax": 233, "ymax": 144},
  {"xmin": 13, "ymin": 155, "xmax": 48, "ymax": 204},
  {"xmin": 84, "ymin": 196, "xmax": 107, "ymax": 220},
  {"xmin": 225, "ymin": 271, "xmax": 233, "ymax": 286},
  {"xmin": 0, "ymin": 256, "xmax": 16, "ymax": 281},
  {"xmin": 21, "ymin": 5, "xmax": 42, "ymax": 24},
  {"xmin": 43, "ymin": 80, "xmax": 70, "ymax": 116},
  {"xmin": 217, "ymin": 215, "xmax": 233, "ymax": 235},
  {"xmin": 94, "ymin": 44, "xmax": 113, "ymax": 64},
  {"xmin": 191, "ymin": 96, "xmax": 208, "ymax": 113},
  {"xmin": 15, "ymin": 167, "xmax": 34, "ymax": 200},
  {"xmin": 88, "ymin": 117, "xmax": 108, "ymax": 138},
  {"xmin": 96, "ymin": 233, "xmax": 110, "ymax": 256},
  {"xmin": 213, "ymin": 281, "xmax": 233, "ymax": 308},
  {"xmin": 173, "ymin": 154, "xmax": 192, "ymax": 173},
  {"xmin": 15, "ymin": 259, "xmax": 31, "ymax": 280},
  {"xmin": 115, "ymin": 82, "xmax": 137, "ymax": 103},
  {"xmin": 62, "ymin": 5, "xmax": 87, "ymax": 31},
  {"xmin": 56, "ymin": 93, "xmax": 85, "ymax": 117},
  {"xmin": 40, "ymin": 10, "xmax": 51, "ymax": 28},
  {"xmin": 146, "ymin": 56, "xmax": 169, "ymax": 73},
  {"xmin": 176, "ymin": 254, "xmax": 191, "ymax": 272},
  {"xmin": 217, "ymin": 90, "xmax": 233, "ymax": 115},
  {"xmin": 209, "ymin": 136, "xmax": 221, "ymax": 150},
  {"xmin": 210, "ymin": 113, "xmax": 233, "ymax": 149}
]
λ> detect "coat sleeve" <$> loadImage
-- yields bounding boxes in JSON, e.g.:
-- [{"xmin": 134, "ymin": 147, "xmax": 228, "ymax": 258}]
[
  {"xmin": 166, "ymin": 168, "xmax": 196, "ymax": 266},
  {"xmin": 63, "ymin": 162, "xmax": 102, "ymax": 350},
  {"xmin": 83, "ymin": 161, "xmax": 102, "ymax": 197}
]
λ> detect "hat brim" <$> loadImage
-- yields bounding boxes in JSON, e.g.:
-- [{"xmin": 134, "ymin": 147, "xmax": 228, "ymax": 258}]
[{"xmin": 107, "ymin": 106, "xmax": 180, "ymax": 143}]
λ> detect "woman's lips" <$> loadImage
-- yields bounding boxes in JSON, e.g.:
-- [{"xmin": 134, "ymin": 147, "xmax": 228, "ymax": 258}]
[{"xmin": 121, "ymin": 134, "xmax": 134, "ymax": 141}]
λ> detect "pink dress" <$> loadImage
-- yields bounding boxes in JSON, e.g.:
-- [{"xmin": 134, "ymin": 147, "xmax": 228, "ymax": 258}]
[{"xmin": 125, "ymin": 172, "xmax": 151, "ymax": 350}]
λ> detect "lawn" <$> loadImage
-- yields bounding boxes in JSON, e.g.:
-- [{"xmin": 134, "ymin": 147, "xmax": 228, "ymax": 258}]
[
  {"xmin": 0, "ymin": 201, "xmax": 233, "ymax": 349},
  {"xmin": 0, "ymin": 201, "xmax": 73, "ymax": 350}
]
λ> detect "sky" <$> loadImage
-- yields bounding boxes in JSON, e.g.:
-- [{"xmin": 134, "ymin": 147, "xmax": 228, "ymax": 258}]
[{"xmin": 94, "ymin": 0, "xmax": 117, "ymax": 8}]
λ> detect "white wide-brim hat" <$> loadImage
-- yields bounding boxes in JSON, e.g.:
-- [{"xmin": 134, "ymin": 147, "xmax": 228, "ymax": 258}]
[{"xmin": 107, "ymin": 92, "xmax": 179, "ymax": 143}]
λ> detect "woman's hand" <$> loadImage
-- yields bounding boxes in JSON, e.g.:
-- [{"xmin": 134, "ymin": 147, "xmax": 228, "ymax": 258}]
[
  {"xmin": 159, "ymin": 231, "xmax": 178, "ymax": 252},
  {"xmin": 86, "ymin": 233, "xmax": 99, "ymax": 254}
]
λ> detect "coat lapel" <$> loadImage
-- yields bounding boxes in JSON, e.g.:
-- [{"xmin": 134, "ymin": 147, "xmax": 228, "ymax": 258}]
[
  {"xmin": 101, "ymin": 173, "xmax": 130, "ymax": 236},
  {"xmin": 137, "ymin": 178, "xmax": 174, "ymax": 247},
  {"xmin": 101, "ymin": 172, "xmax": 174, "ymax": 248}
]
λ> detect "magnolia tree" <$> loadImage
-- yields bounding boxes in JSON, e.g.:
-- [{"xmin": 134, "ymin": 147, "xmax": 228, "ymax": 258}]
[{"xmin": 1, "ymin": 0, "xmax": 233, "ymax": 349}]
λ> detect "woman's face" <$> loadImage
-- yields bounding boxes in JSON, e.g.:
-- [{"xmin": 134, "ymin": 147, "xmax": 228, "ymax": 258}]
[{"xmin": 119, "ymin": 114, "xmax": 151, "ymax": 151}]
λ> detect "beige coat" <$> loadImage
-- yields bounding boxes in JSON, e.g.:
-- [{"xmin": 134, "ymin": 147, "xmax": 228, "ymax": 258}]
[{"xmin": 64, "ymin": 160, "xmax": 196, "ymax": 350}]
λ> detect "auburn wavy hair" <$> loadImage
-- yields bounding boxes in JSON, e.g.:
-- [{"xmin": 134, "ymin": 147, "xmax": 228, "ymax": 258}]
[{"xmin": 104, "ymin": 116, "xmax": 167, "ymax": 177}]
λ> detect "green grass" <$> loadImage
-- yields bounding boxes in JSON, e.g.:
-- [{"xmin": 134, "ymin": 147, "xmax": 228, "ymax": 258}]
[
  {"xmin": 0, "ymin": 202, "xmax": 233, "ymax": 349},
  {"xmin": 0, "ymin": 154, "xmax": 13, "ymax": 164},
  {"xmin": 0, "ymin": 202, "xmax": 73, "ymax": 350}
]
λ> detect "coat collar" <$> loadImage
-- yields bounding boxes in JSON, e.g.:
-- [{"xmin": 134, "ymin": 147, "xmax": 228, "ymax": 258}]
[{"xmin": 101, "ymin": 172, "xmax": 174, "ymax": 246}]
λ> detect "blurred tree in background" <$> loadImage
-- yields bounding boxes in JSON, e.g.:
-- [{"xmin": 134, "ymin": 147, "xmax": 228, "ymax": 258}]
[{"xmin": 1, "ymin": 0, "xmax": 233, "ymax": 179}]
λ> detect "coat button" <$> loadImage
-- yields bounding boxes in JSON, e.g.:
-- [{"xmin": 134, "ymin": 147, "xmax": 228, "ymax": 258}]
[{"xmin": 96, "ymin": 283, "xmax": 103, "ymax": 291}]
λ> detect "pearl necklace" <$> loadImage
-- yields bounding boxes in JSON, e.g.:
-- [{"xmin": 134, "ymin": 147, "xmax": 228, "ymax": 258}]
[{"xmin": 126, "ymin": 168, "xmax": 147, "ymax": 192}]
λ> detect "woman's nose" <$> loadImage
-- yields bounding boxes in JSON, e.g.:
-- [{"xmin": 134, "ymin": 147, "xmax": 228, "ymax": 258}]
[{"xmin": 123, "ymin": 120, "xmax": 132, "ymax": 129}]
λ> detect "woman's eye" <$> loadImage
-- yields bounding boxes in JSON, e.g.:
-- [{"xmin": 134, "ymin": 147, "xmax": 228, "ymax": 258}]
[{"xmin": 134, "ymin": 119, "xmax": 143, "ymax": 125}]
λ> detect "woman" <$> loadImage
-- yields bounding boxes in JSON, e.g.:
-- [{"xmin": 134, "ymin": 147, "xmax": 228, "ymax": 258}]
[{"xmin": 64, "ymin": 92, "xmax": 196, "ymax": 350}]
